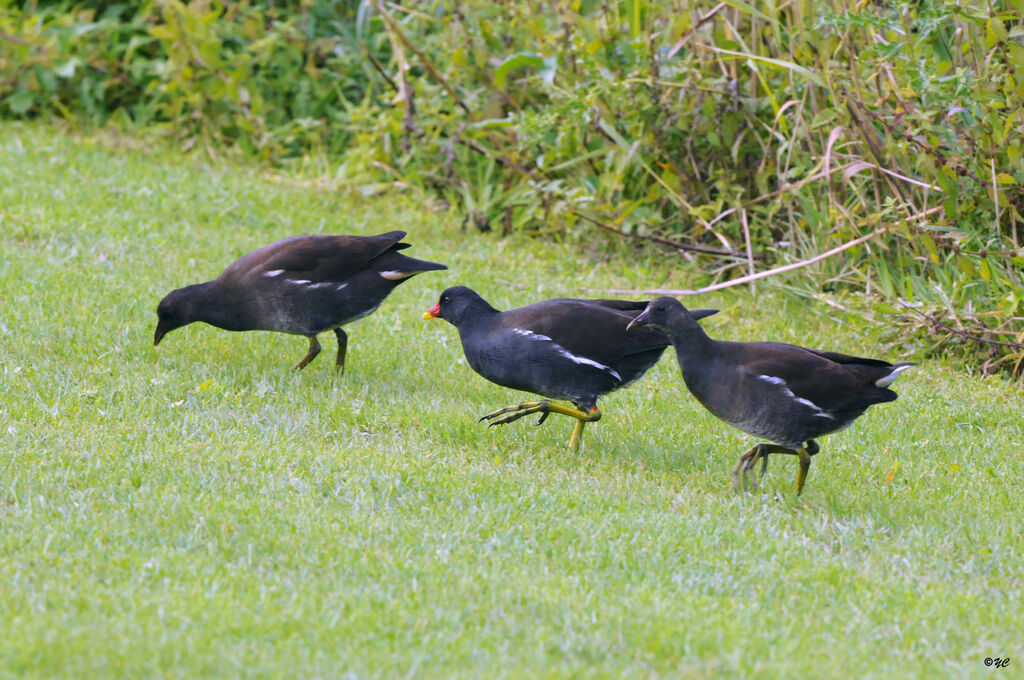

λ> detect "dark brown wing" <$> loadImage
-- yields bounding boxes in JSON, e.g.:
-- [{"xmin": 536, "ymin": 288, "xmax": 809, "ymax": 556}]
[
  {"xmin": 220, "ymin": 231, "xmax": 407, "ymax": 284},
  {"xmin": 800, "ymin": 346, "xmax": 894, "ymax": 368},
  {"xmin": 736, "ymin": 341, "xmax": 898, "ymax": 413},
  {"xmin": 502, "ymin": 299, "xmax": 669, "ymax": 366}
]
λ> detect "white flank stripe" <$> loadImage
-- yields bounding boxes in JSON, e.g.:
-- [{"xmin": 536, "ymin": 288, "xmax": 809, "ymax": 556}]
[
  {"xmin": 876, "ymin": 364, "xmax": 913, "ymax": 387},
  {"xmin": 511, "ymin": 328, "xmax": 621, "ymax": 382},
  {"xmin": 286, "ymin": 279, "xmax": 311, "ymax": 285},
  {"xmin": 556, "ymin": 349, "xmax": 622, "ymax": 381},
  {"xmin": 263, "ymin": 269, "xmax": 284, "ymax": 277},
  {"xmin": 759, "ymin": 375, "xmax": 834, "ymax": 419},
  {"xmin": 336, "ymin": 283, "xmax": 348, "ymax": 291},
  {"xmin": 512, "ymin": 328, "xmax": 552, "ymax": 341},
  {"xmin": 307, "ymin": 282, "xmax": 333, "ymax": 289}
]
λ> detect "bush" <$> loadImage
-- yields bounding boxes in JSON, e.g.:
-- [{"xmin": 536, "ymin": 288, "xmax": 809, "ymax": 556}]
[{"xmin": 2, "ymin": 0, "xmax": 1021, "ymax": 374}]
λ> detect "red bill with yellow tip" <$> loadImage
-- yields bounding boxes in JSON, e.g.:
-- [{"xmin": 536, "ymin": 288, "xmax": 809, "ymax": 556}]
[{"xmin": 422, "ymin": 302, "xmax": 441, "ymax": 320}]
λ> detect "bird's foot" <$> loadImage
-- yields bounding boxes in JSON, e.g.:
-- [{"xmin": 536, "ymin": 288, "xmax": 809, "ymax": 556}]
[
  {"xmin": 479, "ymin": 402, "xmax": 600, "ymax": 454},
  {"xmin": 479, "ymin": 401, "xmax": 599, "ymax": 427},
  {"xmin": 480, "ymin": 400, "xmax": 553, "ymax": 427},
  {"xmin": 731, "ymin": 443, "xmax": 798, "ymax": 493},
  {"xmin": 731, "ymin": 445, "xmax": 763, "ymax": 492}
]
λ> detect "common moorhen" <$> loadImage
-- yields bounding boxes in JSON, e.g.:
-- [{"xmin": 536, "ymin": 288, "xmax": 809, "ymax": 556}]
[
  {"xmin": 627, "ymin": 296, "xmax": 914, "ymax": 494},
  {"xmin": 423, "ymin": 286, "xmax": 718, "ymax": 453},
  {"xmin": 155, "ymin": 231, "xmax": 446, "ymax": 371}
]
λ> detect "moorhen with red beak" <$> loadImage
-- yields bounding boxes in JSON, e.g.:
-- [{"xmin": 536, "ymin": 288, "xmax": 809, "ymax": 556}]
[
  {"xmin": 155, "ymin": 231, "xmax": 446, "ymax": 371},
  {"xmin": 424, "ymin": 286, "xmax": 718, "ymax": 453},
  {"xmin": 627, "ymin": 296, "xmax": 915, "ymax": 495}
]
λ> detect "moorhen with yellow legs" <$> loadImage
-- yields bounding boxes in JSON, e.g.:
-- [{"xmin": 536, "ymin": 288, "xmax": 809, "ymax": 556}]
[
  {"xmin": 424, "ymin": 286, "xmax": 717, "ymax": 453},
  {"xmin": 628, "ymin": 296, "xmax": 914, "ymax": 495}
]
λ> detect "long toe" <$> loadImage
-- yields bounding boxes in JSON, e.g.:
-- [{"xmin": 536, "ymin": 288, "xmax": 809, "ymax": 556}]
[
  {"xmin": 732, "ymin": 445, "xmax": 761, "ymax": 492},
  {"xmin": 479, "ymin": 401, "xmax": 549, "ymax": 426}
]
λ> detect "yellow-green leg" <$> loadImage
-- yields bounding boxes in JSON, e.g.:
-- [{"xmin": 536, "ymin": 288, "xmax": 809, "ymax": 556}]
[
  {"xmin": 567, "ymin": 419, "xmax": 587, "ymax": 454},
  {"xmin": 794, "ymin": 447, "xmax": 812, "ymax": 496},
  {"xmin": 293, "ymin": 335, "xmax": 321, "ymax": 371},
  {"xmin": 479, "ymin": 401, "xmax": 601, "ymax": 453}
]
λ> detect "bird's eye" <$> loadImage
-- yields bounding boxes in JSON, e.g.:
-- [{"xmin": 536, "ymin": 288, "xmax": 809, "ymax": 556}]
[{"xmin": 442, "ymin": 296, "xmax": 450, "ymax": 304}]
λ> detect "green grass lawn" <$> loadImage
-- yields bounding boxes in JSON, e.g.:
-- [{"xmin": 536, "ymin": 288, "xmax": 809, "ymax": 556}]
[{"xmin": 1, "ymin": 122, "xmax": 1022, "ymax": 679}]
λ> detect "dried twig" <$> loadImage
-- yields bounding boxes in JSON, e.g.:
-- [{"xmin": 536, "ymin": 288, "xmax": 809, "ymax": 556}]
[
  {"xmin": 898, "ymin": 303, "xmax": 1024, "ymax": 350},
  {"xmin": 453, "ymin": 132, "xmax": 532, "ymax": 176},
  {"xmin": 376, "ymin": 1, "xmax": 471, "ymax": 115},
  {"xmin": 363, "ymin": 49, "xmax": 399, "ymax": 93},
  {"xmin": 741, "ymin": 208, "xmax": 754, "ymax": 286},
  {"xmin": 598, "ymin": 227, "xmax": 887, "ymax": 296},
  {"xmin": 667, "ymin": 3, "xmax": 727, "ymax": 58},
  {"xmin": 570, "ymin": 211, "xmax": 751, "ymax": 259},
  {"xmin": 845, "ymin": 94, "xmax": 914, "ymax": 208}
]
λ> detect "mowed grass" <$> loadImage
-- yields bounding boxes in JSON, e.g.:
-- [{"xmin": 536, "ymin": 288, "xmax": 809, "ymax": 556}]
[{"xmin": 1, "ymin": 122, "xmax": 1022, "ymax": 679}]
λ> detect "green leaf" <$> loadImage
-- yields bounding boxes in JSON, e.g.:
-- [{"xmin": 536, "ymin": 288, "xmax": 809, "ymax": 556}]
[
  {"xmin": 721, "ymin": 0, "xmax": 778, "ymax": 24},
  {"xmin": 706, "ymin": 46, "xmax": 824, "ymax": 87},
  {"xmin": 957, "ymin": 254, "xmax": 977, "ymax": 277},
  {"xmin": 55, "ymin": 58, "xmax": 81, "ymax": 79},
  {"xmin": 7, "ymin": 89, "xmax": 34, "ymax": 115},
  {"xmin": 989, "ymin": 18, "xmax": 1009, "ymax": 43},
  {"xmin": 922, "ymin": 234, "xmax": 939, "ymax": 263},
  {"xmin": 492, "ymin": 53, "xmax": 556, "ymax": 91}
]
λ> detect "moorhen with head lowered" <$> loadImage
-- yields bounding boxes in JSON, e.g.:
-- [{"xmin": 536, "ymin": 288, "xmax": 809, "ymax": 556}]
[
  {"xmin": 628, "ymin": 296, "xmax": 914, "ymax": 495},
  {"xmin": 155, "ymin": 231, "xmax": 446, "ymax": 371},
  {"xmin": 423, "ymin": 286, "xmax": 718, "ymax": 453}
]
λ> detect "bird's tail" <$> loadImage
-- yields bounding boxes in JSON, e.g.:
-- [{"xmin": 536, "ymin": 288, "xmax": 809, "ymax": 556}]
[{"xmin": 875, "ymin": 362, "xmax": 916, "ymax": 387}]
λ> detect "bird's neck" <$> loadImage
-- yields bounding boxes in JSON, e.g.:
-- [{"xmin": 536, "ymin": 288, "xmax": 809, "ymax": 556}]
[
  {"xmin": 456, "ymin": 304, "xmax": 500, "ymax": 338},
  {"xmin": 185, "ymin": 281, "xmax": 248, "ymax": 331},
  {"xmin": 665, "ymin": 315, "xmax": 715, "ymax": 365}
]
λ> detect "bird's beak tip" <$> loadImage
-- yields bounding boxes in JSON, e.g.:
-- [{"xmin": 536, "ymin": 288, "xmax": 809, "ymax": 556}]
[{"xmin": 626, "ymin": 313, "xmax": 647, "ymax": 332}]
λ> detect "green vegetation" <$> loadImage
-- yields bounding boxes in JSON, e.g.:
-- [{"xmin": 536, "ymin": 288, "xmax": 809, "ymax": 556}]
[
  {"xmin": 2, "ymin": 123, "xmax": 1022, "ymax": 678},
  {"xmin": 1, "ymin": 0, "xmax": 1022, "ymax": 375}
]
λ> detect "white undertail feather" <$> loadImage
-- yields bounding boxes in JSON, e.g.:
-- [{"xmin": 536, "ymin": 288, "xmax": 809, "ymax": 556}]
[
  {"xmin": 875, "ymin": 363, "xmax": 914, "ymax": 387},
  {"xmin": 378, "ymin": 270, "xmax": 418, "ymax": 281}
]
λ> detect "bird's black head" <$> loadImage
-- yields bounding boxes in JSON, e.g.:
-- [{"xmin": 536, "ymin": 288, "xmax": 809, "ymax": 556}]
[
  {"xmin": 154, "ymin": 286, "xmax": 200, "ymax": 346},
  {"xmin": 422, "ymin": 285, "xmax": 497, "ymax": 327},
  {"xmin": 627, "ymin": 296, "xmax": 699, "ymax": 334}
]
